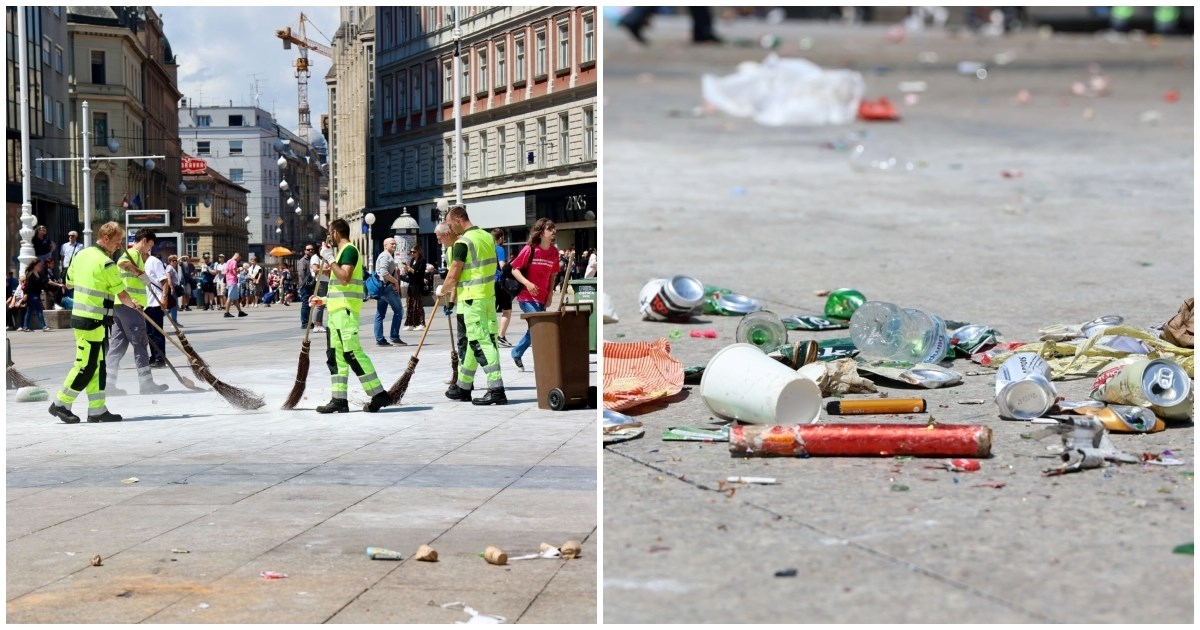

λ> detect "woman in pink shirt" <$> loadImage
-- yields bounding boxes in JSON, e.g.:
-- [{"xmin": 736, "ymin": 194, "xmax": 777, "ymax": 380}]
[
  {"xmin": 223, "ymin": 253, "xmax": 246, "ymax": 317},
  {"xmin": 509, "ymin": 218, "xmax": 561, "ymax": 370}
]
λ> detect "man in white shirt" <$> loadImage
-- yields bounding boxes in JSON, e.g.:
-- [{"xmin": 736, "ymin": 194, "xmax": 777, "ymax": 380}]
[
  {"xmin": 60, "ymin": 230, "xmax": 84, "ymax": 273},
  {"xmin": 247, "ymin": 255, "xmax": 263, "ymax": 307},
  {"xmin": 144, "ymin": 251, "xmax": 169, "ymax": 368}
]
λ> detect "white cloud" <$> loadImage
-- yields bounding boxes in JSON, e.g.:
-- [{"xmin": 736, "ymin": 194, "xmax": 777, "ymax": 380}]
[{"xmin": 161, "ymin": 6, "xmax": 340, "ymax": 137}]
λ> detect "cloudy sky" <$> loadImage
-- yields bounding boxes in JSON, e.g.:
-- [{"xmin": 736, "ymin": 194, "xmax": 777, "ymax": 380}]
[{"xmin": 161, "ymin": 6, "xmax": 340, "ymax": 136}]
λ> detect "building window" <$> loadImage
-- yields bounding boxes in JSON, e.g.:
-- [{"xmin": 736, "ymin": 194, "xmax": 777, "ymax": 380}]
[
  {"xmin": 535, "ymin": 29, "xmax": 547, "ymax": 78},
  {"xmin": 398, "ymin": 73, "xmax": 408, "ymax": 117},
  {"xmin": 383, "ymin": 78, "xmax": 393, "ymax": 121},
  {"xmin": 460, "ymin": 53, "xmax": 470, "ymax": 98},
  {"xmin": 229, "ymin": 140, "xmax": 242, "ymax": 155},
  {"xmin": 197, "ymin": 115, "xmax": 211, "ymax": 127},
  {"xmin": 537, "ymin": 117, "xmax": 546, "ymax": 168},
  {"xmin": 477, "ymin": 48, "xmax": 488, "ymax": 93},
  {"xmin": 412, "ymin": 69, "xmax": 421, "ymax": 112},
  {"xmin": 185, "ymin": 196, "xmax": 198, "ymax": 219},
  {"xmin": 479, "ymin": 130, "xmax": 488, "ymax": 178},
  {"xmin": 230, "ymin": 168, "xmax": 244, "ymax": 183},
  {"xmin": 228, "ymin": 115, "xmax": 243, "ymax": 126},
  {"xmin": 556, "ymin": 20, "xmax": 569, "ymax": 71},
  {"xmin": 443, "ymin": 60, "xmax": 453, "ymax": 102},
  {"xmin": 444, "ymin": 138, "xmax": 453, "ymax": 180},
  {"xmin": 54, "ymin": 45, "xmax": 64, "ymax": 73},
  {"xmin": 497, "ymin": 126, "xmax": 506, "ymax": 176},
  {"xmin": 42, "ymin": 37, "xmax": 51, "ymax": 65},
  {"xmin": 427, "ymin": 65, "xmax": 438, "ymax": 107},
  {"xmin": 583, "ymin": 13, "xmax": 595, "ymax": 63},
  {"xmin": 56, "ymin": 161, "xmax": 65, "ymax": 185},
  {"xmin": 514, "ymin": 36, "xmax": 526, "ymax": 83},
  {"xmin": 91, "ymin": 50, "xmax": 106, "ymax": 84},
  {"xmin": 517, "ymin": 122, "xmax": 527, "ymax": 172},
  {"xmin": 559, "ymin": 112, "xmax": 569, "ymax": 164},
  {"xmin": 197, "ymin": 141, "xmax": 211, "ymax": 156},
  {"xmin": 44, "ymin": 95, "xmax": 53, "ymax": 123},
  {"xmin": 584, "ymin": 107, "xmax": 594, "ymax": 160},
  {"xmin": 463, "ymin": 135, "xmax": 470, "ymax": 179},
  {"xmin": 94, "ymin": 174, "xmax": 110, "ymax": 214},
  {"xmin": 92, "ymin": 112, "xmax": 107, "ymax": 146},
  {"xmin": 55, "ymin": 101, "xmax": 64, "ymax": 129},
  {"xmin": 495, "ymin": 41, "xmax": 506, "ymax": 89},
  {"xmin": 186, "ymin": 236, "xmax": 199, "ymax": 259}
]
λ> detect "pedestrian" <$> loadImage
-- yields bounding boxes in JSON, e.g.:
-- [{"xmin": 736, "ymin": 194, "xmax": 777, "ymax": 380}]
[
  {"xmin": 143, "ymin": 249, "xmax": 170, "ymax": 368},
  {"xmin": 105, "ymin": 228, "xmax": 168, "ymax": 396},
  {"xmin": 310, "ymin": 219, "xmax": 391, "ymax": 413},
  {"xmin": 266, "ymin": 261, "xmax": 285, "ymax": 306},
  {"xmin": 179, "ymin": 255, "xmax": 193, "ymax": 311},
  {"xmin": 585, "ymin": 248, "xmax": 597, "ymax": 279},
  {"xmin": 439, "ymin": 205, "xmax": 507, "ymax": 405},
  {"xmin": 49, "ymin": 222, "xmax": 145, "ymax": 424},
  {"xmin": 60, "ymin": 230, "xmax": 83, "ymax": 275},
  {"xmin": 214, "ymin": 253, "xmax": 227, "ymax": 308},
  {"xmin": 373, "ymin": 237, "xmax": 407, "ymax": 346},
  {"xmin": 310, "ymin": 247, "xmax": 328, "ymax": 332},
  {"xmin": 32, "ymin": 224, "xmax": 56, "ymax": 264},
  {"xmin": 281, "ymin": 261, "xmax": 293, "ymax": 306},
  {"xmin": 21, "ymin": 259, "xmax": 50, "ymax": 331},
  {"xmin": 403, "ymin": 243, "xmax": 427, "ymax": 331},
  {"xmin": 43, "ymin": 257, "xmax": 67, "ymax": 309},
  {"xmin": 247, "ymin": 254, "xmax": 263, "ymax": 307},
  {"xmin": 224, "ymin": 252, "xmax": 246, "ymax": 318},
  {"xmin": 297, "ymin": 244, "xmax": 316, "ymax": 328},
  {"xmin": 200, "ymin": 253, "xmax": 216, "ymax": 310},
  {"xmin": 165, "ymin": 255, "xmax": 182, "ymax": 327},
  {"xmin": 509, "ymin": 218, "xmax": 561, "ymax": 371},
  {"xmin": 7, "ymin": 275, "xmax": 28, "ymax": 331},
  {"xmin": 492, "ymin": 228, "xmax": 514, "ymax": 348}
]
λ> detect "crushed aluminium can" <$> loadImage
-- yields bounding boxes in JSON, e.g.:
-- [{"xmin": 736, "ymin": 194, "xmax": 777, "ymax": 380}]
[
  {"xmin": 639, "ymin": 275, "xmax": 706, "ymax": 322},
  {"xmin": 949, "ymin": 324, "xmax": 999, "ymax": 356},
  {"xmin": 994, "ymin": 352, "xmax": 1057, "ymax": 420},
  {"xmin": 1091, "ymin": 359, "xmax": 1193, "ymax": 421}
]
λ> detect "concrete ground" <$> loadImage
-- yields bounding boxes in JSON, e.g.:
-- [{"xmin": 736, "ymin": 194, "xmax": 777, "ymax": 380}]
[
  {"xmin": 6, "ymin": 297, "xmax": 597, "ymax": 623},
  {"xmin": 602, "ymin": 15, "xmax": 1193, "ymax": 624}
]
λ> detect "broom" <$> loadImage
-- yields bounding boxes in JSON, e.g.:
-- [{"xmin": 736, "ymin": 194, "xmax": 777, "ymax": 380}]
[
  {"xmin": 136, "ymin": 309, "xmax": 265, "ymax": 410},
  {"xmin": 281, "ymin": 264, "xmax": 329, "ymax": 410},
  {"xmin": 124, "ymin": 251, "xmax": 209, "ymax": 370},
  {"xmin": 386, "ymin": 293, "xmax": 444, "ymax": 404},
  {"xmin": 6, "ymin": 340, "xmax": 36, "ymax": 389},
  {"xmin": 447, "ymin": 302, "xmax": 459, "ymax": 386}
]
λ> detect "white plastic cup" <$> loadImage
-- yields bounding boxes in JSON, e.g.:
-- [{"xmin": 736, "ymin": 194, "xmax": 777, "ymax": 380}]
[{"xmin": 701, "ymin": 343, "xmax": 822, "ymax": 424}]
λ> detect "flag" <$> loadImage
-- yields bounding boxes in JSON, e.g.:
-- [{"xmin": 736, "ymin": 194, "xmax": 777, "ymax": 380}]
[
  {"xmin": 120, "ymin": 193, "xmax": 129, "ymax": 209},
  {"xmin": 131, "ymin": 193, "xmax": 141, "ymax": 209}
]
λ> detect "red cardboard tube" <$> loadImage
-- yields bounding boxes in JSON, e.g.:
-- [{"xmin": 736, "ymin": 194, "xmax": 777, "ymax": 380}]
[
  {"xmin": 825, "ymin": 398, "xmax": 927, "ymax": 415},
  {"xmin": 729, "ymin": 424, "xmax": 992, "ymax": 458}
]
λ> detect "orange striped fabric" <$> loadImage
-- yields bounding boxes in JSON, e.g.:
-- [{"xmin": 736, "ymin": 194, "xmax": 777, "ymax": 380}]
[{"xmin": 603, "ymin": 338, "xmax": 684, "ymax": 411}]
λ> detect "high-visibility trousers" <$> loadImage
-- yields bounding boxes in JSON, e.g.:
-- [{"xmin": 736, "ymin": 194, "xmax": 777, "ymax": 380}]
[
  {"xmin": 457, "ymin": 295, "xmax": 504, "ymax": 391},
  {"xmin": 56, "ymin": 325, "xmax": 110, "ymax": 416},
  {"xmin": 325, "ymin": 308, "xmax": 384, "ymax": 400}
]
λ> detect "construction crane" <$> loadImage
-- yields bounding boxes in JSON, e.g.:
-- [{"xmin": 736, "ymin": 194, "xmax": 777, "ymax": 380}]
[{"xmin": 275, "ymin": 12, "xmax": 332, "ymax": 142}]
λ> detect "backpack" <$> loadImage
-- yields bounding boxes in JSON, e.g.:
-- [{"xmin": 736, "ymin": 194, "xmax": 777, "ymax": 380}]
[{"xmin": 500, "ymin": 246, "xmax": 532, "ymax": 298}]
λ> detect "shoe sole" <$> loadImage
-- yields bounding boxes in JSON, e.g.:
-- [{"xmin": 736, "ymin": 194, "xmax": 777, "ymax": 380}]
[
  {"xmin": 472, "ymin": 398, "xmax": 508, "ymax": 406},
  {"xmin": 316, "ymin": 407, "xmax": 350, "ymax": 414}
]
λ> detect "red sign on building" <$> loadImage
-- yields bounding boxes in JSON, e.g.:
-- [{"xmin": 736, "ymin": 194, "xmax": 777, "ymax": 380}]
[{"xmin": 181, "ymin": 157, "xmax": 208, "ymax": 175}]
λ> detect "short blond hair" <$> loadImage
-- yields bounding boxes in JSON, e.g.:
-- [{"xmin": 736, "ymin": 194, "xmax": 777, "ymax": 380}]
[{"xmin": 97, "ymin": 221, "xmax": 124, "ymax": 242}]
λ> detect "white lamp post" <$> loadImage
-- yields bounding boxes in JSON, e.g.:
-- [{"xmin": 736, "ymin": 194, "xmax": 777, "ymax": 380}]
[
  {"xmin": 16, "ymin": 8, "xmax": 36, "ymax": 276},
  {"xmin": 364, "ymin": 212, "xmax": 376, "ymax": 272}
]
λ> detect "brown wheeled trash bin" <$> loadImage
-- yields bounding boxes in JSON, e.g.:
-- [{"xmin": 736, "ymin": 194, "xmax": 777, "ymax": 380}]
[{"xmin": 522, "ymin": 302, "xmax": 596, "ymax": 410}]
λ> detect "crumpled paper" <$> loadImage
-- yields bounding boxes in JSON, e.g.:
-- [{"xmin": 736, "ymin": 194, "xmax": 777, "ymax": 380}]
[
  {"xmin": 799, "ymin": 358, "xmax": 876, "ymax": 396},
  {"xmin": 988, "ymin": 326, "xmax": 1193, "ymax": 380},
  {"xmin": 1029, "ymin": 416, "xmax": 1139, "ymax": 476},
  {"xmin": 603, "ymin": 339, "xmax": 684, "ymax": 411},
  {"xmin": 1162, "ymin": 298, "xmax": 1194, "ymax": 348}
]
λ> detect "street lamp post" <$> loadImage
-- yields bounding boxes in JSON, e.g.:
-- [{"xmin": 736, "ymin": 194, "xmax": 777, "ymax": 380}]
[
  {"xmin": 16, "ymin": 8, "xmax": 36, "ymax": 277},
  {"xmin": 364, "ymin": 212, "xmax": 376, "ymax": 273}
]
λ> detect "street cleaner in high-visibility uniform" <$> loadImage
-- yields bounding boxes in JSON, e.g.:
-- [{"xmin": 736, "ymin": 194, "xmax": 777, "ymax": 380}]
[
  {"xmin": 309, "ymin": 218, "xmax": 391, "ymax": 414},
  {"xmin": 49, "ymin": 222, "xmax": 145, "ymax": 424},
  {"xmin": 438, "ymin": 205, "xmax": 507, "ymax": 405},
  {"xmin": 106, "ymin": 227, "xmax": 168, "ymax": 395}
]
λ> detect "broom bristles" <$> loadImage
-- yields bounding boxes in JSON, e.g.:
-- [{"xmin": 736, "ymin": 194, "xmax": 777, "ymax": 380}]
[
  {"xmin": 387, "ymin": 355, "xmax": 420, "ymax": 403},
  {"xmin": 281, "ymin": 341, "xmax": 311, "ymax": 410},
  {"xmin": 7, "ymin": 365, "xmax": 36, "ymax": 389}
]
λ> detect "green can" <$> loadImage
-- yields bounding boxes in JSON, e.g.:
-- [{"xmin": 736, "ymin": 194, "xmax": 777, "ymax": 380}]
[{"xmin": 825, "ymin": 289, "xmax": 866, "ymax": 321}]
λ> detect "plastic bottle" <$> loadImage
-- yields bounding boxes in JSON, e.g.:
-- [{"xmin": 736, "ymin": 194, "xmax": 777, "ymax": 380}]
[
  {"xmin": 736, "ymin": 310, "xmax": 788, "ymax": 353},
  {"xmin": 848, "ymin": 301, "xmax": 949, "ymax": 364}
]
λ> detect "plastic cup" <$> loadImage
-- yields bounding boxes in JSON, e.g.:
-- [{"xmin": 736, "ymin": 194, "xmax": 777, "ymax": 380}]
[
  {"xmin": 700, "ymin": 343, "xmax": 822, "ymax": 424},
  {"xmin": 736, "ymin": 310, "xmax": 788, "ymax": 353}
]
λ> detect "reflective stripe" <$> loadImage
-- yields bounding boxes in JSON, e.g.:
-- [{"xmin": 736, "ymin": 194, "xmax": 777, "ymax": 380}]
[
  {"xmin": 359, "ymin": 371, "xmax": 379, "ymax": 383},
  {"xmin": 325, "ymin": 291, "xmax": 362, "ymax": 299},
  {"xmin": 460, "ymin": 276, "xmax": 492, "ymax": 287},
  {"xmin": 74, "ymin": 286, "xmax": 108, "ymax": 299},
  {"xmin": 482, "ymin": 363, "xmax": 502, "ymax": 375},
  {"xmin": 73, "ymin": 302, "xmax": 107, "ymax": 317}
]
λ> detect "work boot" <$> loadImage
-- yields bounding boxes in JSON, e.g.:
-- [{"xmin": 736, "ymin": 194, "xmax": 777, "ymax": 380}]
[
  {"xmin": 49, "ymin": 403, "xmax": 80, "ymax": 424},
  {"xmin": 138, "ymin": 368, "xmax": 169, "ymax": 394},
  {"xmin": 87, "ymin": 410, "xmax": 123, "ymax": 423},
  {"xmin": 445, "ymin": 384, "xmax": 472, "ymax": 402},
  {"xmin": 364, "ymin": 391, "xmax": 393, "ymax": 413},
  {"xmin": 316, "ymin": 398, "xmax": 350, "ymax": 414},
  {"xmin": 107, "ymin": 386, "xmax": 129, "ymax": 397},
  {"xmin": 472, "ymin": 389, "xmax": 508, "ymax": 406}
]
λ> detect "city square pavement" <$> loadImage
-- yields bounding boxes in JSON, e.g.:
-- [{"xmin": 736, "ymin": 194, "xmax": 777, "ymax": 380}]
[
  {"xmin": 6, "ymin": 297, "xmax": 597, "ymax": 623},
  {"xmin": 602, "ymin": 15, "xmax": 1193, "ymax": 624}
]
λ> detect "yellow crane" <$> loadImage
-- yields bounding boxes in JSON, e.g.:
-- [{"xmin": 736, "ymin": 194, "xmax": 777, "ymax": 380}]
[{"xmin": 275, "ymin": 12, "xmax": 332, "ymax": 142}]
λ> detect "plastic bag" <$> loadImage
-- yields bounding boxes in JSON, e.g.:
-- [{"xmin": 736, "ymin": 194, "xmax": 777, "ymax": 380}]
[{"xmin": 702, "ymin": 54, "xmax": 865, "ymax": 126}]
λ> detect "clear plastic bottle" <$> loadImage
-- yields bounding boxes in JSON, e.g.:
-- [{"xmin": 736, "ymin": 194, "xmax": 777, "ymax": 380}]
[{"xmin": 848, "ymin": 301, "xmax": 949, "ymax": 364}]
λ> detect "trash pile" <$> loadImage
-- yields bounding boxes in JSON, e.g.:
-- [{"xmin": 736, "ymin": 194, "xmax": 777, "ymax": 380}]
[{"xmin": 605, "ymin": 276, "xmax": 1194, "ymax": 478}]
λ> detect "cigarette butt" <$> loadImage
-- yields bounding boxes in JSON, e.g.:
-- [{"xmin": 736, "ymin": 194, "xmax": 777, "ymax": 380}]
[
  {"xmin": 561, "ymin": 540, "xmax": 582, "ymax": 559},
  {"xmin": 415, "ymin": 544, "xmax": 438, "ymax": 562},
  {"xmin": 483, "ymin": 546, "xmax": 507, "ymax": 565},
  {"xmin": 825, "ymin": 398, "xmax": 926, "ymax": 415},
  {"xmin": 726, "ymin": 476, "xmax": 778, "ymax": 484}
]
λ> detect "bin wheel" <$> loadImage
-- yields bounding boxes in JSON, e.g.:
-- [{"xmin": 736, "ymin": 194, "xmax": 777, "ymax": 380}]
[
  {"xmin": 548, "ymin": 388, "xmax": 566, "ymax": 411},
  {"xmin": 587, "ymin": 386, "xmax": 597, "ymax": 409}
]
